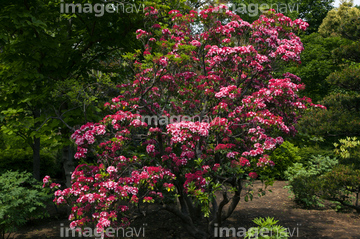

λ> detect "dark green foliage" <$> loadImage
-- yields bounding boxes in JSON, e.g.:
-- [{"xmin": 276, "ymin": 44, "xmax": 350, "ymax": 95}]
[
  {"xmin": 0, "ymin": 148, "xmax": 62, "ymax": 177},
  {"xmin": 298, "ymin": 3, "xmax": 360, "ymax": 139},
  {"xmin": 229, "ymin": 0, "xmax": 334, "ymax": 34},
  {"xmin": 284, "ymin": 33, "xmax": 350, "ymax": 102},
  {"xmin": 339, "ymin": 16, "xmax": 360, "ymax": 40},
  {"xmin": 332, "ymin": 41, "xmax": 360, "ymax": 63},
  {"xmin": 0, "ymin": 132, "xmax": 62, "ymax": 177},
  {"xmin": 299, "ymin": 93, "xmax": 360, "ymax": 137},
  {"xmin": 318, "ymin": 138, "xmax": 360, "ymax": 212},
  {"xmin": 229, "ymin": 0, "xmax": 299, "ymax": 23},
  {"xmin": 297, "ymin": 0, "xmax": 334, "ymax": 34},
  {"xmin": 0, "ymin": 0, "xmax": 189, "ymax": 179},
  {"xmin": 297, "ymin": 145, "xmax": 334, "ymax": 165},
  {"xmin": 0, "ymin": 171, "xmax": 52, "ymax": 239},
  {"xmin": 287, "ymin": 174, "xmax": 324, "ymax": 208},
  {"xmin": 327, "ymin": 63, "xmax": 360, "ymax": 92},
  {"xmin": 321, "ymin": 165, "xmax": 360, "ymax": 212},
  {"xmin": 286, "ymin": 137, "xmax": 360, "ymax": 212}
]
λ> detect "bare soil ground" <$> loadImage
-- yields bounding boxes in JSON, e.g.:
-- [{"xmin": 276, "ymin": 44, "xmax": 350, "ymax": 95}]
[{"xmin": 9, "ymin": 181, "xmax": 360, "ymax": 239}]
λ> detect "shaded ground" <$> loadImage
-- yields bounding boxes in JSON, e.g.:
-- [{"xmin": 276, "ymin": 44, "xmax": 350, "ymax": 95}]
[{"xmin": 9, "ymin": 181, "xmax": 360, "ymax": 239}]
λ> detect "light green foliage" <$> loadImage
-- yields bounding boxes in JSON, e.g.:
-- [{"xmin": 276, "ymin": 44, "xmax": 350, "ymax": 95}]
[
  {"xmin": 245, "ymin": 217, "xmax": 289, "ymax": 239},
  {"xmin": 319, "ymin": 1, "xmax": 360, "ymax": 37},
  {"xmin": 334, "ymin": 136, "xmax": 360, "ymax": 169},
  {"xmin": 0, "ymin": 171, "xmax": 51, "ymax": 239},
  {"xmin": 338, "ymin": 14, "xmax": 360, "ymax": 40},
  {"xmin": 334, "ymin": 136, "xmax": 360, "ymax": 160}
]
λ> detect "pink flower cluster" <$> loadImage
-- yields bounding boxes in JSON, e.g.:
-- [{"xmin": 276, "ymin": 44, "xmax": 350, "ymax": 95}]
[
  {"xmin": 45, "ymin": 163, "xmax": 176, "ymax": 234},
  {"xmin": 166, "ymin": 122, "xmax": 210, "ymax": 144},
  {"xmin": 184, "ymin": 170, "xmax": 207, "ymax": 193}
]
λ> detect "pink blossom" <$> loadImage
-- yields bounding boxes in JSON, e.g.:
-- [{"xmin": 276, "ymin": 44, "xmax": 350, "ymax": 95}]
[
  {"xmin": 107, "ymin": 166, "xmax": 117, "ymax": 174},
  {"xmin": 43, "ymin": 175, "xmax": 50, "ymax": 184},
  {"xmin": 190, "ymin": 40, "xmax": 201, "ymax": 47},
  {"xmin": 146, "ymin": 144, "xmax": 155, "ymax": 153},
  {"xmin": 249, "ymin": 172, "xmax": 258, "ymax": 179}
]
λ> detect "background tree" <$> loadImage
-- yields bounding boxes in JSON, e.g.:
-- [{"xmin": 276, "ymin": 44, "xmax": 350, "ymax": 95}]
[
  {"xmin": 318, "ymin": 0, "xmax": 360, "ymax": 37},
  {"xmin": 297, "ymin": 0, "xmax": 334, "ymax": 34},
  {"xmin": 299, "ymin": 1, "xmax": 360, "ymax": 139},
  {"xmin": 0, "ymin": 0, "xmax": 188, "ymax": 180},
  {"xmin": 284, "ymin": 34, "xmax": 350, "ymax": 102}
]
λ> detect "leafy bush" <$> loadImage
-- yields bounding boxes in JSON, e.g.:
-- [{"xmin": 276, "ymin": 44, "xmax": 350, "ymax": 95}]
[
  {"xmin": 246, "ymin": 217, "xmax": 289, "ymax": 239},
  {"xmin": 264, "ymin": 141, "xmax": 301, "ymax": 180},
  {"xmin": 314, "ymin": 137, "xmax": 360, "ymax": 212},
  {"xmin": 287, "ymin": 175, "xmax": 324, "ymax": 208},
  {"xmin": 284, "ymin": 155, "xmax": 338, "ymax": 207},
  {"xmin": 321, "ymin": 165, "xmax": 360, "ymax": 212},
  {"xmin": 0, "ymin": 171, "xmax": 51, "ymax": 239}
]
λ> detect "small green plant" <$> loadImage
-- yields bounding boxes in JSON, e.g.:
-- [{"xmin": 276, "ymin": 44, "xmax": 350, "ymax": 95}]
[
  {"xmin": 245, "ymin": 217, "xmax": 289, "ymax": 239},
  {"xmin": 0, "ymin": 171, "xmax": 51, "ymax": 239}
]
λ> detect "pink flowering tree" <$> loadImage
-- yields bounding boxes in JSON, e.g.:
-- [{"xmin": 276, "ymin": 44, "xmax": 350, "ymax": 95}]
[{"xmin": 44, "ymin": 5, "xmax": 324, "ymax": 239}]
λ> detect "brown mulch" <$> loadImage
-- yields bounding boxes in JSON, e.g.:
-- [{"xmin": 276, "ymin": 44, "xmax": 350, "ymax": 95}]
[{"xmin": 8, "ymin": 181, "xmax": 360, "ymax": 239}]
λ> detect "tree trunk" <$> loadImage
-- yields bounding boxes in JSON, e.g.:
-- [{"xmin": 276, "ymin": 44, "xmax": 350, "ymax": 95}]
[
  {"xmin": 62, "ymin": 145, "xmax": 75, "ymax": 187},
  {"xmin": 33, "ymin": 136, "xmax": 41, "ymax": 180},
  {"xmin": 33, "ymin": 108, "xmax": 41, "ymax": 181}
]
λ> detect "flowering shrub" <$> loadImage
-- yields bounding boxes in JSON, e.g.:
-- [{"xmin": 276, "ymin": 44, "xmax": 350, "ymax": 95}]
[{"xmin": 45, "ymin": 5, "xmax": 321, "ymax": 238}]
